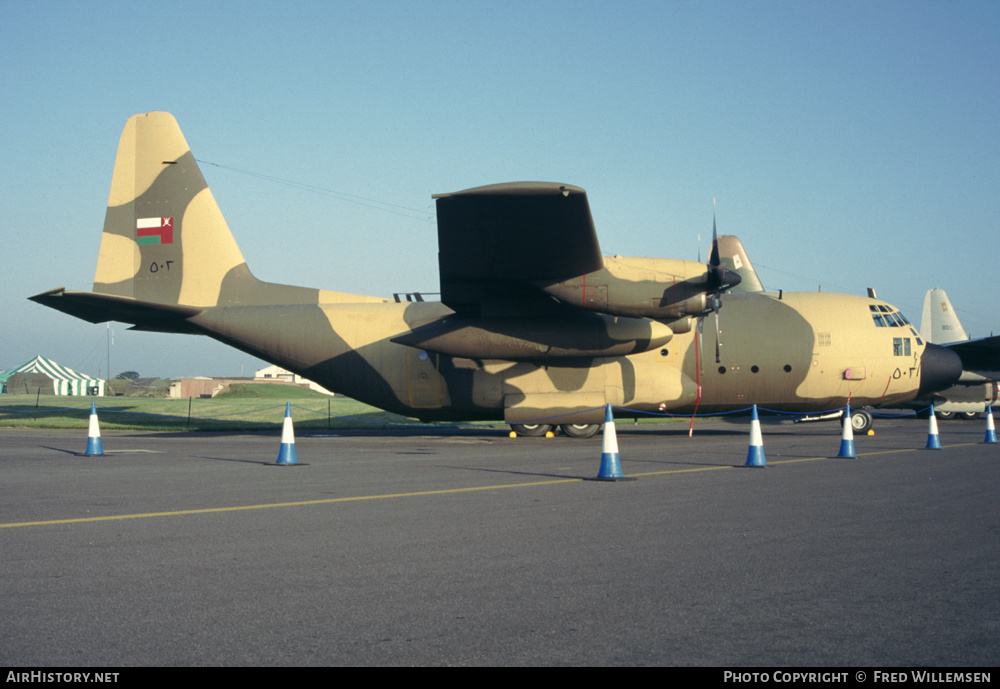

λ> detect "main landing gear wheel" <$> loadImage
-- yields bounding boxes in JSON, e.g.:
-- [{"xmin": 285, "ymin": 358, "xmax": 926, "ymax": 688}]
[
  {"xmin": 960, "ymin": 411, "xmax": 980, "ymax": 420},
  {"xmin": 936, "ymin": 410, "xmax": 956, "ymax": 421},
  {"xmin": 510, "ymin": 423, "xmax": 552, "ymax": 437},
  {"xmin": 850, "ymin": 408, "xmax": 873, "ymax": 433},
  {"xmin": 559, "ymin": 423, "xmax": 602, "ymax": 439}
]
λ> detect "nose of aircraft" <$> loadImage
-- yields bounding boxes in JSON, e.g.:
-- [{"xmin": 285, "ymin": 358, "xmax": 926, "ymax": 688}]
[{"xmin": 918, "ymin": 343, "xmax": 964, "ymax": 396}]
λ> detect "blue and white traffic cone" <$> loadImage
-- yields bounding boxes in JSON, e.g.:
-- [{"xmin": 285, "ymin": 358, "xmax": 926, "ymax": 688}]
[
  {"xmin": 275, "ymin": 402, "xmax": 298, "ymax": 465},
  {"xmin": 745, "ymin": 404, "xmax": 766, "ymax": 467},
  {"xmin": 926, "ymin": 403, "xmax": 941, "ymax": 450},
  {"xmin": 985, "ymin": 406, "xmax": 997, "ymax": 444},
  {"xmin": 596, "ymin": 405, "xmax": 624, "ymax": 480},
  {"xmin": 838, "ymin": 404, "xmax": 856, "ymax": 458},
  {"xmin": 85, "ymin": 402, "xmax": 104, "ymax": 456}
]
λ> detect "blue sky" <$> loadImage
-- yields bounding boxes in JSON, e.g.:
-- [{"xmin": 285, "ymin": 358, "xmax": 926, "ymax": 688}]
[{"xmin": 3, "ymin": 0, "xmax": 998, "ymax": 379}]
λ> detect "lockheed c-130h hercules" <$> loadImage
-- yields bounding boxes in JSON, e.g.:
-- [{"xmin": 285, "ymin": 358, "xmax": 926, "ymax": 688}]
[{"xmin": 31, "ymin": 112, "xmax": 962, "ymax": 437}]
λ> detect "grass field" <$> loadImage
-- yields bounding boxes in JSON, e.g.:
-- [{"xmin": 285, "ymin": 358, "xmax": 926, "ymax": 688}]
[
  {"xmin": 0, "ymin": 383, "xmax": 699, "ymax": 433},
  {"xmin": 0, "ymin": 384, "xmax": 492, "ymax": 432}
]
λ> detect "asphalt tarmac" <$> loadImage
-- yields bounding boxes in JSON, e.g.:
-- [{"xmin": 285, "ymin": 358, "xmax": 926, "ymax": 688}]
[{"xmin": 2, "ymin": 415, "xmax": 998, "ymax": 667}]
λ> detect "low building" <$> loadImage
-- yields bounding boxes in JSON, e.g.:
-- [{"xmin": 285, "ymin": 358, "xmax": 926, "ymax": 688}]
[
  {"xmin": 255, "ymin": 365, "xmax": 334, "ymax": 395},
  {"xmin": 168, "ymin": 376, "xmax": 317, "ymax": 399}
]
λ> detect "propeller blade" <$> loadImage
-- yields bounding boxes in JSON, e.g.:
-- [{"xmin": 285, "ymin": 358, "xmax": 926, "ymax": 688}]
[
  {"xmin": 709, "ymin": 202, "xmax": 721, "ymax": 268},
  {"xmin": 706, "ymin": 199, "xmax": 732, "ymax": 363},
  {"xmin": 706, "ymin": 201, "xmax": 741, "ymax": 292},
  {"xmin": 715, "ymin": 311, "xmax": 722, "ymax": 364}
]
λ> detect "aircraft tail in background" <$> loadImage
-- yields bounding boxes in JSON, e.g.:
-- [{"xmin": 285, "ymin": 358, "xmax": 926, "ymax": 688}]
[
  {"xmin": 716, "ymin": 234, "xmax": 765, "ymax": 294},
  {"xmin": 920, "ymin": 288, "xmax": 970, "ymax": 345}
]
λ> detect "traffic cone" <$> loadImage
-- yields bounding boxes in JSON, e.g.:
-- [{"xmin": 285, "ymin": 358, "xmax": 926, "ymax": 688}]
[
  {"xmin": 985, "ymin": 406, "xmax": 997, "ymax": 444},
  {"xmin": 596, "ymin": 405, "xmax": 624, "ymax": 480},
  {"xmin": 925, "ymin": 403, "xmax": 941, "ymax": 450},
  {"xmin": 745, "ymin": 404, "xmax": 766, "ymax": 467},
  {"xmin": 838, "ymin": 404, "xmax": 856, "ymax": 458},
  {"xmin": 275, "ymin": 402, "xmax": 298, "ymax": 465},
  {"xmin": 85, "ymin": 402, "xmax": 104, "ymax": 456}
]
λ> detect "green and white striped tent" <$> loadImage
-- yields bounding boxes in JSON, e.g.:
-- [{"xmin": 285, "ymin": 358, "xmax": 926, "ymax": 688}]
[{"xmin": 0, "ymin": 356, "xmax": 105, "ymax": 396}]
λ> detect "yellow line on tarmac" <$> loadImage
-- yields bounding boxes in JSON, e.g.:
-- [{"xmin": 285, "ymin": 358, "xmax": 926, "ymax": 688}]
[
  {"xmin": 628, "ymin": 441, "xmax": 977, "ymax": 477},
  {"xmin": 0, "ymin": 478, "xmax": 582, "ymax": 529},
  {"xmin": 1, "ymin": 442, "xmax": 978, "ymax": 529}
]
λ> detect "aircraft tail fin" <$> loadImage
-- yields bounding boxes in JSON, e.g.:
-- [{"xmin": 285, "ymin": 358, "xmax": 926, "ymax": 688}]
[
  {"xmin": 39, "ymin": 111, "xmax": 385, "ymax": 327},
  {"xmin": 920, "ymin": 288, "xmax": 969, "ymax": 344},
  {"xmin": 716, "ymin": 235, "xmax": 765, "ymax": 293},
  {"xmin": 92, "ymin": 111, "xmax": 254, "ymax": 308}
]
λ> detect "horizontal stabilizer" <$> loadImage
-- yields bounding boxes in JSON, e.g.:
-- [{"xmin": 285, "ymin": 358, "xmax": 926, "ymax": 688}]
[{"xmin": 29, "ymin": 288, "xmax": 201, "ymax": 334}]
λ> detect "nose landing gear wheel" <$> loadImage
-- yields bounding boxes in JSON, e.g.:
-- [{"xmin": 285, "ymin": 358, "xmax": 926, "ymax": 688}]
[{"xmin": 850, "ymin": 409, "xmax": 873, "ymax": 433}]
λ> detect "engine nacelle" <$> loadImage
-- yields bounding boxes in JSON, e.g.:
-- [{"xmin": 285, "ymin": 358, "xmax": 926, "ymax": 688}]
[
  {"xmin": 392, "ymin": 313, "xmax": 673, "ymax": 360},
  {"xmin": 536, "ymin": 255, "xmax": 716, "ymax": 321}
]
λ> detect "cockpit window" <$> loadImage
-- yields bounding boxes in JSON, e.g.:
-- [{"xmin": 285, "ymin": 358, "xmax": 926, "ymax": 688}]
[{"xmin": 871, "ymin": 305, "xmax": 912, "ymax": 328}]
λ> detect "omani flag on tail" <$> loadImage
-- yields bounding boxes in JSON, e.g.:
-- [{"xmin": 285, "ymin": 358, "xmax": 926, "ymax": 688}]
[{"xmin": 136, "ymin": 217, "xmax": 174, "ymax": 245}]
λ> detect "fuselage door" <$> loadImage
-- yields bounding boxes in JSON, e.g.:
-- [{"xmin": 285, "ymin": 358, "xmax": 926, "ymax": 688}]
[{"xmin": 407, "ymin": 349, "xmax": 446, "ymax": 408}]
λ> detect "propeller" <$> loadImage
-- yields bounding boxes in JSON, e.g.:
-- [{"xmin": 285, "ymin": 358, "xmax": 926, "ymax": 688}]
[
  {"xmin": 689, "ymin": 201, "xmax": 741, "ymax": 437},
  {"xmin": 701, "ymin": 200, "xmax": 741, "ymax": 363}
]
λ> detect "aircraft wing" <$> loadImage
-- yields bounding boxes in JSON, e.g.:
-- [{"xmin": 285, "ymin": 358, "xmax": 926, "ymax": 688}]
[
  {"xmin": 945, "ymin": 334, "xmax": 1000, "ymax": 378},
  {"xmin": 433, "ymin": 182, "xmax": 604, "ymax": 313}
]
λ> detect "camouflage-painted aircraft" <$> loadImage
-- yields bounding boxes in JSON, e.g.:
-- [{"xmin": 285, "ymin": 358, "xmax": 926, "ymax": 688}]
[{"xmin": 31, "ymin": 112, "xmax": 963, "ymax": 437}]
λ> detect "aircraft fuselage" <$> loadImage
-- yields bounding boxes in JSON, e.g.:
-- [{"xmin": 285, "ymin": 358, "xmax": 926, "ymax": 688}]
[{"xmin": 185, "ymin": 289, "xmax": 939, "ymax": 425}]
